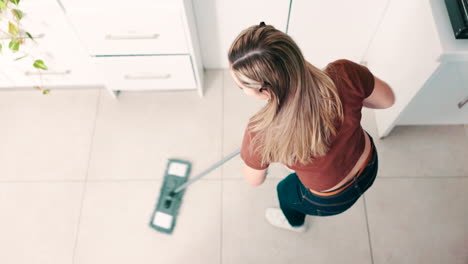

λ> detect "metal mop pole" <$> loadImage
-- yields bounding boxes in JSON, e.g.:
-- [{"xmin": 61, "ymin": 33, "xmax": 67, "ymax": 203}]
[{"xmin": 170, "ymin": 148, "xmax": 241, "ymax": 195}]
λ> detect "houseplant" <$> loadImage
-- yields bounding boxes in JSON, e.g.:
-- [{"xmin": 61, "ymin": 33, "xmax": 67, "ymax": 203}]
[{"xmin": 0, "ymin": 0, "xmax": 50, "ymax": 94}]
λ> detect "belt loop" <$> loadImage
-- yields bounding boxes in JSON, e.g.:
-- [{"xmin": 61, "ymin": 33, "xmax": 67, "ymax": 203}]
[{"xmin": 353, "ymin": 173, "xmax": 359, "ymax": 181}]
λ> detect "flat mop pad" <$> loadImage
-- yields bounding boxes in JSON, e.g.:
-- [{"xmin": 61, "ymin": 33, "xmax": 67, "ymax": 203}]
[
  {"xmin": 149, "ymin": 159, "xmax": 191, "ymax": 234},
  {"xmin": 150, "ymin": 149, "xmax": 241, "ymax": 235}
]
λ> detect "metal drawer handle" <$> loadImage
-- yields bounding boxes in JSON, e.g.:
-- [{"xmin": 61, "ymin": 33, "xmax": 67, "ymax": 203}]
[
  {"xmin": 0, "ymin": 33, "xmax": 45, "ymax": 40},
  {"xmin": 124, "ymin": 73, "xmax": 171, "ymax": 80},
  {"xmin": 105, "ymin": 33, "xmax": 159, "ymax": 40},
  {"xmin": 25, "ymin": 70, "xmax": 71, "ymax": 76},
  {"xmin": 458, "ymin": 96, "xmax": 468, "ymax": 109}
]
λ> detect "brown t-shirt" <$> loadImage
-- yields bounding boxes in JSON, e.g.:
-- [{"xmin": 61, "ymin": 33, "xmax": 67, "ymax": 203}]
[{"xmin": 240, "ymin": 59, "xmax": 375, "ymax": 191}]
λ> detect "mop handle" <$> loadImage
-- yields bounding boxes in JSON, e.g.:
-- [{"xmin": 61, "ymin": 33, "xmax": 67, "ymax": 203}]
[{"xmin": 172, "ymin": 148, "xmax": 241, "ymax": 194}]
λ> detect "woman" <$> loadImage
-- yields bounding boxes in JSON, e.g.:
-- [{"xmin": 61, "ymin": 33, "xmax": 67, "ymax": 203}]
[{"xmin": 227, "ymin": 22, "xmax": 395, "ymax": 232}]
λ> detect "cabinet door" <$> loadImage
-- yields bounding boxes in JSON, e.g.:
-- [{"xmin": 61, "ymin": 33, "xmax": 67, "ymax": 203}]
[
  {"xmin": 456, "ymin": 62, "xmax": 468, "ymax": 119},
  {"xmin": 364, "ymin": 0, "xmax": 443, "ymax": 137},
  {"xmin": 0, "ymin": 71, "xmax": 14, "ymax": 88},
  {"xmin": 288, "ymin": 0, "xmax": 389, "ymax": 68},
  {"xmin": 0, "ymin": 0, "xmax": 103, "ymax": 88},
  {"xmin": 194, "ymin": 0, "xmax": 290, "ymax": 68},
  {"xmin": 397, "ymin": 63, "xmax": 468, "ymax": 125}
]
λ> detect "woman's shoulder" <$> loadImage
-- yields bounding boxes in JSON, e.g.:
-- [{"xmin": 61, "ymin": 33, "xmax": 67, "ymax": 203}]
[
  {"xmin": 327, "ymin": 59, "xmax": 375, "ymax": 102},
  {"xmin": 324, "ymin": 59, "xmax": 349, "ymax": 78},
  {"xmin": 327, "ymin": 59, "xmax": 370, "ymax": 75},
  {"xmin": 326, "ymin": 59, "xmax": 356, "ymax": 70}
]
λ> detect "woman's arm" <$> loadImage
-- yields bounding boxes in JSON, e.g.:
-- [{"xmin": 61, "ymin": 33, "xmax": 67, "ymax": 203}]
[
  {"xmin": 243, "ymin": 164, "xmax": 268, "ymax": 187},
  {"xmin": 363, "ymin": 75, "xmax": 396, "ymax": 109}
]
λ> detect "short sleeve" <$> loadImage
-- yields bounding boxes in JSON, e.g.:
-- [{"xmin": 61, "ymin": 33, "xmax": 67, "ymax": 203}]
[
  {"xmin": 341, "ymin": 59, "xmax": 375, "ymax": 99},
  {"xmin": 240, "ymin": 126, "xmax": 269, "ymax": 170}
]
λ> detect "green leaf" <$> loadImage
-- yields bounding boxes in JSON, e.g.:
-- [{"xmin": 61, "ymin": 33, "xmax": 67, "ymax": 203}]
[
  {"xmin": 0, "ymin": 0, "xmax": 6, "ymax": 11},
  {"xmin": 33, "ymin": 59, "xmax": 48, "ymax": 70},
  {"xmin": 12, "ymin": 9, "xmax": 23, "ymax": 20},
  {"xmin": 8, "ymin": 40, "xmax": 19, "ymax": 51},
  {"xmin": 0, "ymin": 43, "xmax": 2, "ymax": 53},
  {"xmin": 42, "ymin": 89, "xmax": 50, "ymax": 94},
  {"xmin": 10, "ymin": 0, "xmax": 20, "ymax": 5},
  {"xmin": 14, "ymin": 54, "xmax": 27, "ymax": 60},
  {"xmin": 25, "ymin": 32, "xmax": 34, "ymax": 41},
  {"xmin": 8, "ymin": 22, "xmax": 19, "ymax": 36}
]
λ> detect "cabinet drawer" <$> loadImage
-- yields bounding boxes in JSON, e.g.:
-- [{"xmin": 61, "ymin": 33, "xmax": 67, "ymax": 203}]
[
  {"xmin": 67, "ymin": 7, "xmax": 188, "ymax": 56},
  {"xmin": 3, "ymin": 54, "xmax": 103, "ymax": 88},
  {"xmin": 0, "ymin": 71, "xmax": 14, "ymax": 89},
  {"xmin": 92, "ymin": 55, "xmax": 196, "ymax": 91}
]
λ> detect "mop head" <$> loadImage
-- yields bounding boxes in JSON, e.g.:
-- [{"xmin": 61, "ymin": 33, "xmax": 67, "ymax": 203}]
[{"xmin": 149, "ymin": 159, "xmax": 191, "ymax": 234}]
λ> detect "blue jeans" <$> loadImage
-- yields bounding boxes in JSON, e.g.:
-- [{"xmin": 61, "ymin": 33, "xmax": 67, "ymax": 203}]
[{"xmin": 276, "ymin": 132, "xmax": 379, "ymax": 226}]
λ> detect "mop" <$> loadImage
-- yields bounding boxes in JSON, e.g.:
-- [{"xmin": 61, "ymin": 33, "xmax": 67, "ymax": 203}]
[{"xmin": 149, "ymin": 148, "xmax": 241, "ymax": 234}]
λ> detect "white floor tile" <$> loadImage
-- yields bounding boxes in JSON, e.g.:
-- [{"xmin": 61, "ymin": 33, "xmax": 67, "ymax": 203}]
[
  {"xmin": 376, "ymin": 125, "xmax": 468, "ymax": 177},
  {"xmin": 362, "ymin": 109, "xmax": 468, "ymax": 177},
  {"xmin": 222, "ymin": 179, "xmax": 372, "ymax": 264},
  {"xmin": 74, "ymin": 180, "xmax": 221, "ymax": 264},
  {"xmin": 365, "ymin": 177, "xmax": 468, "ymax": 264},
  {"xmin": 0, "ymin": 89, "xmax": 100, "ymax": 181},
  {"xmin": 87, "ymin": 70, "xmax": 223, "ymax": 180},
  {"xmin": 0, "ymin": 182, "xmax": 83, "ymax": 264}
]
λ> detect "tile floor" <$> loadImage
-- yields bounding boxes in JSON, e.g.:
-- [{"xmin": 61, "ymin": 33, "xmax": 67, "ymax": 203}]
[{"xmin": 0, "ymin": 69, "xmax": 467, "ymax": 264}]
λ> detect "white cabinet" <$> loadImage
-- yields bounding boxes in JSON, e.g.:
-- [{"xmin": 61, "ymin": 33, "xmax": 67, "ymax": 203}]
[
  {"xmin": 92, "ymin": 55, "xmax": 196, "ymax": 91},
  {"xmin": 0, "ymin": 71, "xmax": 14, "ymax": 89},
  {"xmin": 363, "ymin": 0, "xmax": 468, "ymax": 138},
  {"xmin": 62, "ymin": 0, "xmax": 204, "ymax": 98},
  {"xmin": 288, "ymin": 0, "xmax": 389, "ymax": 68},
  {"xmin": 0, "ymin": 0, "xmax": 103, "ymax": 89},
  {"xmin": 397, "ymin": 62, "xmax": 468, "ymax": 125}
]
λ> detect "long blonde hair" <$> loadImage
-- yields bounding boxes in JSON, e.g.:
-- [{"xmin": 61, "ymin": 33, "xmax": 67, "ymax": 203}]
[{"xmin": 227, "ymin": 22, "xmax": 344, "ymax": 167}]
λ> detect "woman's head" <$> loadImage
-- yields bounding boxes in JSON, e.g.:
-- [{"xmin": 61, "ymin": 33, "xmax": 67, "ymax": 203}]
[
  {"xmin": 228, "ymin": 21, "xmax": 297, "ymax": 108},
  {"xmin": 227, "ymin": 22, "xmax": 344, "ymax": 166}
]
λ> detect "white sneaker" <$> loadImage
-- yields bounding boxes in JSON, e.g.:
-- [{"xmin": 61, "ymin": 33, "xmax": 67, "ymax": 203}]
[{"xmin": 265, "ymin": 207, "xmax": 307, "ymax": 233}]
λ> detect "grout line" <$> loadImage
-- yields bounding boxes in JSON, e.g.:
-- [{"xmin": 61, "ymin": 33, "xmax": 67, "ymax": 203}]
[
  {"xmin": 0, "ymin": 175, "xmax": 466, "ymax": 184},
  {"xmin": 374, "ymin": 176, "xmax": 468, "ymax": 179},
  {"xmin": 220, "ymin": 69, "xmax": 225, "ymax": 264},
  {"xmin": 0, "ymin": 180, "xmax": 86, "ymax": 183},
  {"xmin": 71, "ymin": 88, "xmax": 102, "ymax": 264},
  {"xmin": 86, "ymin": 179, "xmax": 164, "ymax": 182},
  {"xmin": 362, "ymin": 194, "xmax": 375, "ymax": 264},
  {"xmin": 84, "ymin": 178, "xmax": 221, "ymax": 182},
  {"xmin": 222, "ymin": 175, "xmax": 468, "ymax": 180},
  {"xmin": 0, "ymin": 178, "xmax": 219, "ymax": 183}
]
